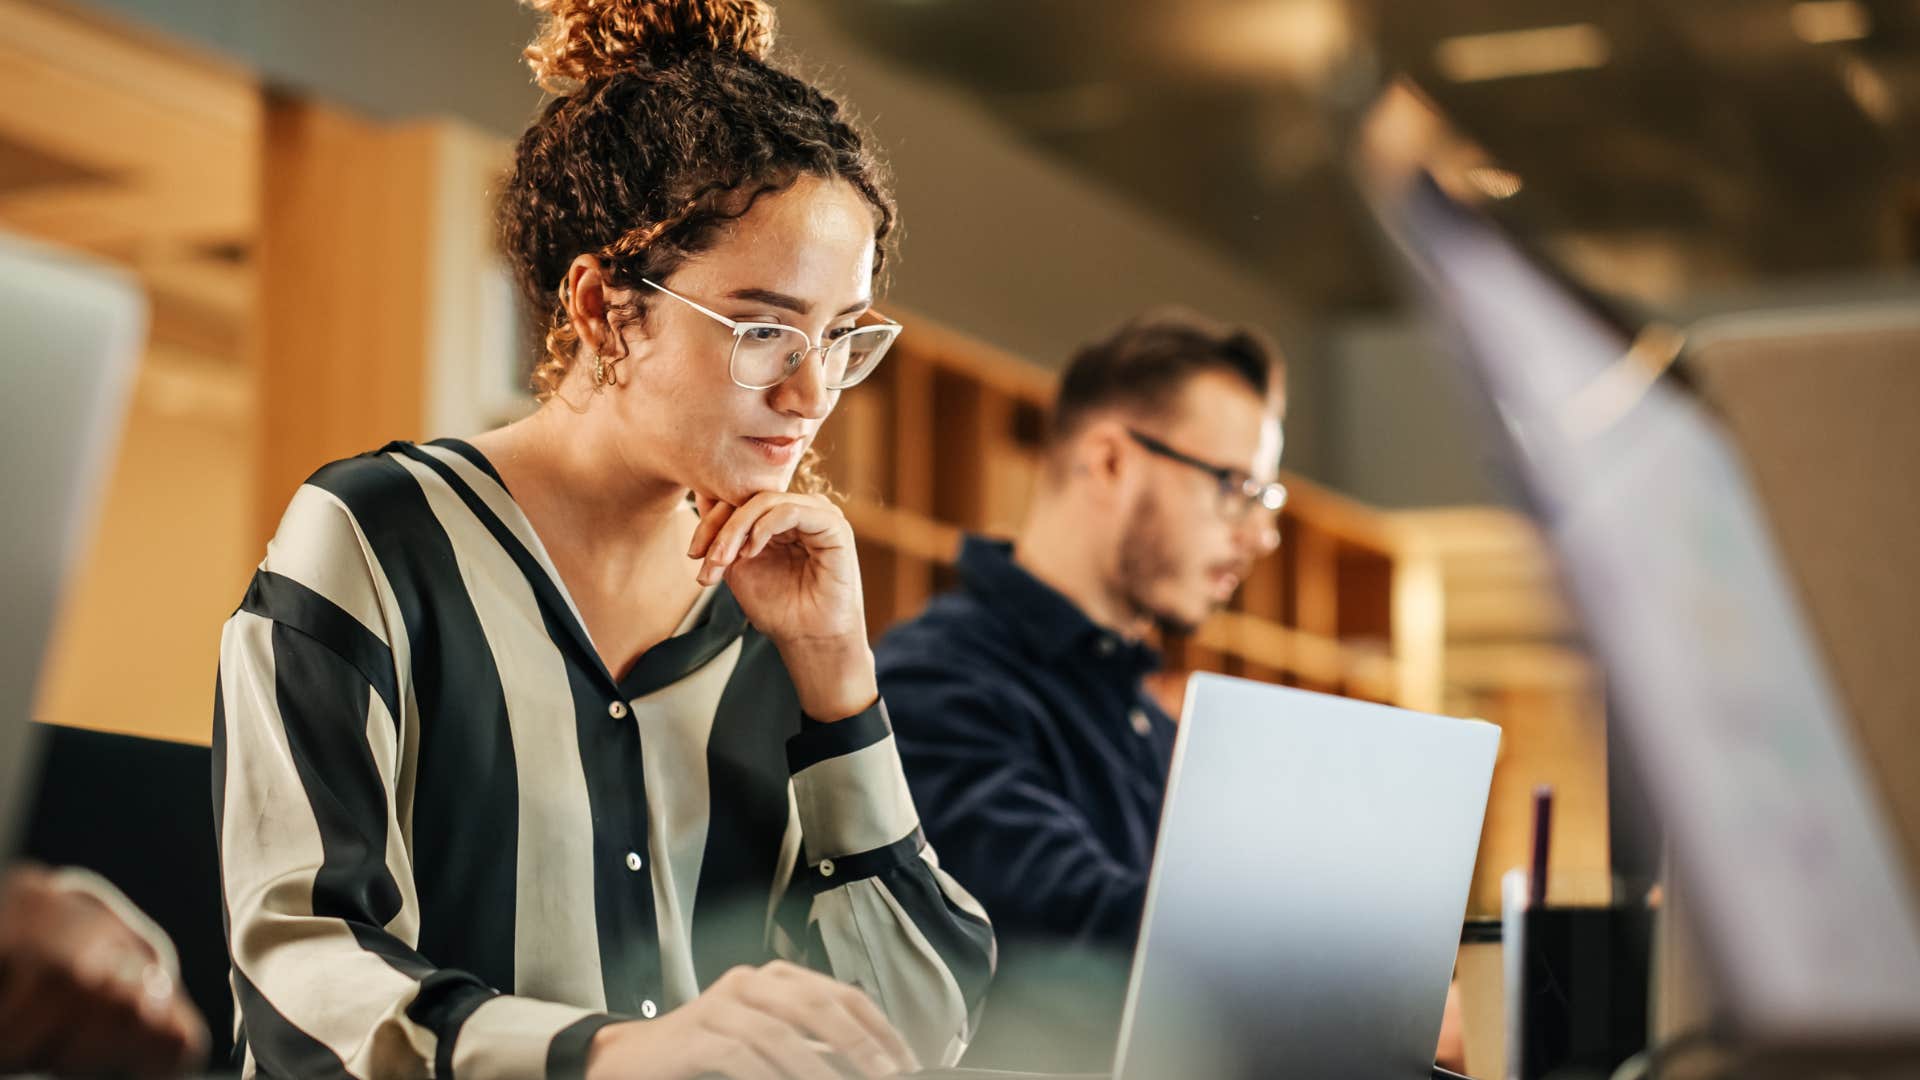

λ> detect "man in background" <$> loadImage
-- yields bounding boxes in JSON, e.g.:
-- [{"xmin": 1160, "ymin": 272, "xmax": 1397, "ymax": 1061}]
[{"xmin": 876, "ymin": 310, "xmax": 1466, "ymax": 1071}]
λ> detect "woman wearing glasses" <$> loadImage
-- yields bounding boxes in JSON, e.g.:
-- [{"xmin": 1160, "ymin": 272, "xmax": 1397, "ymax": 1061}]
[{"xmin": 212, "ymin": 2, "xmax": 991, "ymax": 1078}]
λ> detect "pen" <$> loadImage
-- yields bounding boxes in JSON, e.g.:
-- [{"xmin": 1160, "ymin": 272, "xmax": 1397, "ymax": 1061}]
[{"xmin": 1529, "ymin": 784, "xmax": 1554, "ymax": 907}]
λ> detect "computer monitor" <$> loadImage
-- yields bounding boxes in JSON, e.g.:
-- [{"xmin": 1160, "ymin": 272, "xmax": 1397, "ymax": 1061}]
[
  {"xmin": 1362, "ymin": 135, "xmax": 1920, "ymax": 1048},
  {"xmin": 0, "ymin": 232, "xmax": 145, "ymax": 854}
]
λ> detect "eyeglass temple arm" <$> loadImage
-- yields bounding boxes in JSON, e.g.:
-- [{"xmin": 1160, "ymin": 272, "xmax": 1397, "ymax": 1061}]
[
  {"xmin": 1133, "ymin": 430, "xmax": 1225, "ymax": 479},
  {"xmin": 647, "ymin": 278, "xmax": 901, "ymax": 333},
  {"xmin": 642, "ymin": 278, "xmax": 741, "ymax": 331}
]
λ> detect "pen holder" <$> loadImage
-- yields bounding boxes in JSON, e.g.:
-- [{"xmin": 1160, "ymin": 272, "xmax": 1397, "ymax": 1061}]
[{"xmin": 1501, "ymin": 870, "xmax": 1653, "ymax": 1080}]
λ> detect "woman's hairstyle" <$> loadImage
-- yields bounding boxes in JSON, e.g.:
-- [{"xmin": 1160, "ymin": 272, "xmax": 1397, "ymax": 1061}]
[{"xmin": 499, "ymin": 0, "xmax": 896, "ymax": 409}]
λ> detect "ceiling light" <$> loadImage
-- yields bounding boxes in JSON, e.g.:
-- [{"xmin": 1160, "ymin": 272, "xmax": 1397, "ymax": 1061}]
[
  {"xmin": 1433, "ymin": 23, "xmax": 1610, "ymax": 83},
  {"xmin": 1842, "ymin": 56, "xmax": 1896, "ymax": 125},
  {"xmin": 1181, "ymin": 0, "xmax": 1355, "ymax": 87},
  {"xmin": 1790, "ymin": 0, "xmax": 1871, "ymax": 44}
]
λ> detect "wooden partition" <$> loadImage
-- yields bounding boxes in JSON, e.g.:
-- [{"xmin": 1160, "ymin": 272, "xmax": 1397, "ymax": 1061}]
[
  {"xmin": 257, "ymin": 100, "xmax": 517, "ymax": 542},
  {"xmin": 254, "ymin": 99, "xmax": 440, "ymax": 541}
]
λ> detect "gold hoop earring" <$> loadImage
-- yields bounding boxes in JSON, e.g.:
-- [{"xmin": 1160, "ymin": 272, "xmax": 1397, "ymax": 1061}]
[{"xmin": 591, "ymin": 350, "xmax": 625, "ymax": 390}]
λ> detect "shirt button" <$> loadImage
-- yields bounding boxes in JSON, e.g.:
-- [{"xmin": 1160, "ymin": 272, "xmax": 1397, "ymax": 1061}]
[
  {"xmin": 1095, "ymin": 636, "xmax": 1117, "ymax": 657},
  {"xmin": 609, "ymin": 701, "xmax": 629, "ymax": 720},
  {"xmin": 818, "ymin": 858, "xmax": 836, "ymax": 879},
  {"xmin": 1130, "ymin": 708, "xmax": 1153, "ymax": 737},
  {"xmin": 625, "ymin": 851, "xmax": 643, "ymax": 872},
  {"xmin": 640, "ymin": 999, "xmax": 658, "ymax": 1019}
]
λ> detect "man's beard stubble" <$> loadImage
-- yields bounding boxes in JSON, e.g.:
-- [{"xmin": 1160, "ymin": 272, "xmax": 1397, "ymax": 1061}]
[{"xmin": 1114, "ymin": 492, "xmax": 1204, "ymax": 639}]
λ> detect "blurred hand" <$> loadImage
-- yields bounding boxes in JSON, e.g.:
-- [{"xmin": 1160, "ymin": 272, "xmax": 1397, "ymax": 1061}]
[
  {"xmin": 0, "ymin": 864, "xmax": 208, "ymax": 1077},
  {"xmin": 689, "ymin": 493, "xmax": 877, "ymax": 721},
  {"xmin": 586, "ymin": 960, "xmax": 918, "ymax": 1080}
]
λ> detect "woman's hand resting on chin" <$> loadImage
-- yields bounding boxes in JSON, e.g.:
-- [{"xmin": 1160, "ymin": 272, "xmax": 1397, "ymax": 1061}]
[{"xmin": 689, "ymin": 492, "xmax": 878, "ymax": 722}]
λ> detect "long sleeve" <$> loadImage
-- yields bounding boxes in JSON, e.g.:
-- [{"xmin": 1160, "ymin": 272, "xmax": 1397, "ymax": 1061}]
[
  {"xmin": 212, "ymin": 486, "xmax": 617, "ymax": 1079},
  {"xmin": 774, "ymin": 702, "xmax": 995, "ymax": 1069},
  {"xmin": 883, "ymin": 672, "xmax": 1149, "ymax": 946}
]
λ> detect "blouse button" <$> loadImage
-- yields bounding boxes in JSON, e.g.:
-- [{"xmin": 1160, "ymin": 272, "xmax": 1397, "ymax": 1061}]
[
  {"xmin": 1130, "ymin": 708, "xmax": 1153, "ymax": 737},
  {"xmin": 609, "ymin": 701, "xmax": 629, "ymax": 720},
  {"xmin": 625, "ymin": 851, "xmax": 643, "ymax": 872},
  {"xmin": 818, "ymin": 858, "xmax": 836, "ymax": 879},
  {"xmin": 640, "ymin": 999, "xmax": 658, "ymax": 1019}
]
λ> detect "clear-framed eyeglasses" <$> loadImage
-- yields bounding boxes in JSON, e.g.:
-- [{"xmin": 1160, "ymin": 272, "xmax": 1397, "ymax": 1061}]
[
  {"xmin": 1128, "ymin": 428, "xmax": 1288, "ymax": 521},
  {"xmin": 642, "ymin": 278, "xmax": 902, "ymax": 391}
]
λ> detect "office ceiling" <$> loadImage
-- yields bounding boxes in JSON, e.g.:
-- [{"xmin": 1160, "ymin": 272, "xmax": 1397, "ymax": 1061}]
[{"xmin": 814, "ymin": 0, "xmax": 1920, "ymax": 314}]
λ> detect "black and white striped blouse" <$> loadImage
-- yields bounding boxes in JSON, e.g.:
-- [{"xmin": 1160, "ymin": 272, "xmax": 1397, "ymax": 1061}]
[{"xmin": 212, "ymin": 439, "xmax": 995, "ymax": 1079}]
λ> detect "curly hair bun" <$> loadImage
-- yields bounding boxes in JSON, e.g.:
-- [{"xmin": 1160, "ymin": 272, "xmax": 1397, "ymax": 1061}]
[{"xmin": 522, "ymin": 0, "xmax": 777, "ymax": 92}]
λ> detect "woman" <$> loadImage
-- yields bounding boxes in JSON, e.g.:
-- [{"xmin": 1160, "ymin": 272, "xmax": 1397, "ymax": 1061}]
[{"xmin": 212, "ymin": 2, "xmax": 993, "ymax": 1077}]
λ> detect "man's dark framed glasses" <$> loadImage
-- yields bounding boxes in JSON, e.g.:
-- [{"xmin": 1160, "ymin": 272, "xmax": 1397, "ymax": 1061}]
[{"xmin": 1128, "ymin": 428, "xmax": 1288, "ymax": 520}]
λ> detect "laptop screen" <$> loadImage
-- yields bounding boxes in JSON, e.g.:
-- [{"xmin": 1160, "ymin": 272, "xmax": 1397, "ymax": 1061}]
[
  {"xmin": 0, "ymin": 234, "xmax": 145, "ymax": 855},
  {"xmin": 1369, "ymin": 165, "xmax": 1920, "ymax": 1045}
]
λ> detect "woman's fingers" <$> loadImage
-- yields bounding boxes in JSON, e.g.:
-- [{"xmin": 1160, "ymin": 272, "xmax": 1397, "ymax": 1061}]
[
  {"xmin": 833, "ymin": 983, "xmax": 919, "ymax": 1073},
  {"xmin": 736, "ymin": 974, "xmax": 900, "ymax": 1077},
  {"xmin": 698, "ymin": 499, "xmax": 768, "ymax": 585},
  {"xmin": 688, "ymin": 498, "xmax": 736, "ymax": 562},
  {"xmin": 693, "ymin": 1031, "xmax": 783, "ymax": 1080},
  {"xmin": 707, "ymin": 1001, "xmax": 842, "ymax": 1080},
  {"xmin": 764, "ymin": 962, "xmax": 918, "ymax": 1074},
  {"xmin": 743, "ymin": 503, "xmax": 809, "ymax": 561},
  {"xmin": 749, "ymin": 496, "xmax": 849, "ymax": 559},
  {"xmin": 698, "ymin": 495, "xmax": 829, "ymax": 582}
]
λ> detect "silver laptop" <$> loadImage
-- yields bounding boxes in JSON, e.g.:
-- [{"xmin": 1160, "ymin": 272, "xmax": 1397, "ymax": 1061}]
[
  {"xmin": 0, "ymin": 232, "xmax": 145, "ymax": 853},
  {"xmin": 1109, "ymin": 674, "xmax": 1499, "ymax": 1080}
]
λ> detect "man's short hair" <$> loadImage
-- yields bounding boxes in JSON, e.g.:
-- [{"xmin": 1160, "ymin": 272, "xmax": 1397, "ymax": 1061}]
[{"xmin": 1047, "ymin": 308, "xmax": 1282, "ymax": 448}]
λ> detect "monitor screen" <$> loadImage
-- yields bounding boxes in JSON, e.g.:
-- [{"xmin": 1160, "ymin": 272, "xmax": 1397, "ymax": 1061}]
[
  {"xmin": 1370, "ymin": 169, "xmax": 1920, "ymax": 1046},
  {"xmin": 0, "ymin": 234, "xmax": 145, "ymax": 855}
]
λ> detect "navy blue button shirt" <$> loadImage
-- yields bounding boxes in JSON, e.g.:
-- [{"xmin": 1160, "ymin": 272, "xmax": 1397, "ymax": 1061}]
[
  {"xmin": 878, "ymin": 537, "xmax": 1176, "ymax": 1065},
  {"xmin": 877, "ymin": 537, "xmax": 1178, "ymax": 1067},
  {"xmin": 877, "ymin": 536, "xmax": 1176, "ymax": 947}
]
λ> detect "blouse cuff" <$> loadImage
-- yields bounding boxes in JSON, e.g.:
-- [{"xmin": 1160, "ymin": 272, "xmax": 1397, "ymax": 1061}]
[
  {"xmin": 444, "ymin": 994, "xmax": 618, "ymax": 1080},
  {"xmin": 787, "ymin": 699, "xmax": 924, "ymax": 881}
]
